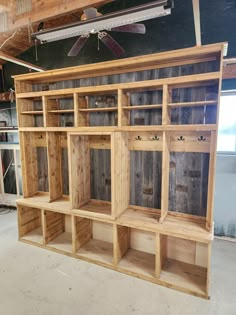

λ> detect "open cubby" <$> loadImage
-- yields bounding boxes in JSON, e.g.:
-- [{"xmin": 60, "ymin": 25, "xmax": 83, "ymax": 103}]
[
  {"xmin": 76, "ymin": 94, "xmax": 118, "ymax": 127},
  {"xmin": 20, "ymin": 132, "xmax": 49, "ymax": 198},
  {"xmin": 45, "ymin": 211, "xmax": 72, "ymax": 253},
  {"xmin": 17, "ymin": 98, "xmax": 44, "ymax": 127},
  {"xmin": 70, "ymin": 133, "xmax": 112, "ymax": 217},
  {"xmin": 116, "ymin": 225, "xmax": 156, "ymax": 278},
  {"xmin": 45, "ymin": 96, "xmax": 74, "ymax": 127},
  {"xmin": 168, "ymin": 84, "xmax": 218, "ymax": 125},
  {"xmin": 74, "ymin": 217, "xmax": 114, "ymax": 264},
  {"xmin": 168, "ymin": 152, "xmax": 209, "ymax": 217},
  {"xmin": 159, "ymin": 235, "xmax": 208, "ymax": 295},
  {"xmin": 119, "ymin": 89, "xmax": 163, "ymax": 127},
  {"xmin": 18, "ymin": 206, "xmax": 43, "ymax": 244}
]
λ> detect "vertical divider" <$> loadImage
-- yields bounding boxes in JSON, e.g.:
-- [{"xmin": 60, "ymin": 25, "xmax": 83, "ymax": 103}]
[
  {"xmin": 68, "ymin": 134, "xmax": 90, "ymax": 209},
  {"xmin": 44, "ymin": 97, "xmax": 60, "ymax": 127},
  {"xmin": 113, "ymin": 224, "xmax": 130, "ymax": 265},
  {"xmin": 78, "ymin": 95, "xmax": 89, "ymax": 127},
  {"xmin": 41, "ymin": 209, "xmax": 46, "ymax": 245},
  {"xmin": 42, "ymin": 96, "xmax": 47, "ymax": 127},
  {"xmin": 19, "ymin": 132, "xmax": 38, "ymax": 197},
  {"xmin": 111, "ymin": 132, "xmax": 130, "ymax": 218},
  {"xmin": 206, "ymin": 242, "xmax": 212, "ymax": 297},
  {"xmin": 73, "ymin": 93, "xmax": 79, "ymax": 127},
  {"xmin": 47, "ymin": 132, "xmax": 62, "ymax": 202},
  {"xmin": 162, "ymin": 84, "xmax": 171, "ymax": 126},
  {"xmin": 71, "ymin": 215, "xmax": 77, "ymax": 254},
  {"xmin": 160, "ymin": 131, "xmax": 170, "ymax": 223},
  {"xmin": 13, "ymin": 149, "xmax": 20, "ymax": 197},
  {"xmin": 206, "ymin": 131, "xmax": 217, "ymax": 231},
  {"xmin": 118, "ymin": 89, "xmax": 130, "ymax": 127}
]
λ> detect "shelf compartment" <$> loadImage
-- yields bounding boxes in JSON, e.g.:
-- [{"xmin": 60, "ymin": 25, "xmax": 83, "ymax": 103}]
[
  {"xmin": 76, "ymin": 94, "xmax": 118, "ymax": 127},
  {"xmin": 18, "ymin": 206, "xmax": 43, "ymax": 244},
  {"xmin": 17, "ymin": 98, "xmax": 44, "ymax": 127},
  {"xmin": 44, "ymin": 95, "xmax": 74, "ymax": 127},
  {"xmin": 74, "ymin": 217, "xmax": 114, "ymax": 265},
  {"xmin": 45, "ymin": 210, "xmax": 72, "ymax": 253},
  {"xmin": 119, "ymin": 89, "xmax": 163, "ymax": 127},
  {"xmin": 168, "ymin": 85, "xmax": 218, "ymax": 126},
  {"xmin": 169, "ymin": 151, "xmax": 210, "ymax": 217},
  {"xmin": 116, "ymin": 225, "xmax": 156, "ymax": 278},
  {"xmin": 70, "ymin": 132, "xmax": 129, "ymax": 219},
  {"xmin": 20, "ymin": 132, "xmax": 49, "ymax": 197},
  {"xmin": 159, "ymin": 235, "xmax": 208, "ymax": 296},
  {"xmin": 129, "ymin": 137, "xmax": 163, "ymax": 211}
]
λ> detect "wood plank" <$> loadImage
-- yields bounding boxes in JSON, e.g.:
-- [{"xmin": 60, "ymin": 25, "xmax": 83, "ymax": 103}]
[
  {"xmin": 16, "ymin": 72, "xmax": 220, "ymax": 99},
  {"xmin": 79, "ymin": 107, "xmax": 117, "ymax": 112},
  {"xmin": 160, "ymin": 132, "xmax": 170, "ymax": 223},
  {"xmin": 48, "ymin": 109, "xmax": 74, "ymax": 114},
  {"xmin": 21, "ymin": 110, "xmax": 43, "ymax": 115},
  {"xmin": 192, "ymin": 0, "xmax": 202, "ymax": 46},
  {"xmin": 123, "ymin": 104, "xmax": 162, "ymax": 110},
  {"xmin": 168, "ymin": 100, "xmax": 216, "ymax": 108}
]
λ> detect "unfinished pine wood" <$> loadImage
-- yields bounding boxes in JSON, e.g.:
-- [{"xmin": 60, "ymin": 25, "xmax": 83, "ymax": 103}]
[{"xmin": 15, "ymin": 44, "xmax": 225, "ymax": 299}]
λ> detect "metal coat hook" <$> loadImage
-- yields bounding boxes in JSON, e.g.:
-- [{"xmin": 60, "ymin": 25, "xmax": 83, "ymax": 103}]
[
  {"xmin": 177, "ymin": 136, "xmax": 185, "ymax": 141},
  {"xmin": 135, "ymin": 136, "xmax": 142, "ymax": 140},
  {"xmin": 151, "ymin": 135, "xmax": 160, "ymax": 141},
  {"xmin": 198, "ymin": 135, "xmax": 206, "ymax": 141},
  {"xmin": 38, "ymin": 135, "xmax": 43, "ymax": 139}
]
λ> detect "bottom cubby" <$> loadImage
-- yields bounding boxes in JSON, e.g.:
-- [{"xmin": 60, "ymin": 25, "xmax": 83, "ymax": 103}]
[
  {"xmin": 159, "ymin": 235, "xmax": 208, "ymax": 295},
  {"xmin": 17, "ymin": 204, "xmax": 211, "ymax": 298},
  {"xmin": 116, "ymin": 225, "xmax": 156, "ymax": 278},
  {"xmin": 18, "ymin": 206, "xmax": 43, "ymax": 244},
  {"xmin": 74, "ymin": 217, "xmax": 114, "ymax": 265},
  {"xmin": 44, "ymin": 211, "xmax": 72, "ymax": 253}
]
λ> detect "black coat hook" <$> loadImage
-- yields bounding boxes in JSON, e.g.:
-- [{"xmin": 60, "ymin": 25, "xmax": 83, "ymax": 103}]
[
  {"xmin": 177, "ymin": 136, "xmax": 185, "ymax": 141},
  {"xmin": 135, "ymin": 136, "xmax": 142, "ymax": 141},
  {"xmin": 198, "ymin": 136, "xmax": 206, "ymax": 141},
  {"xmin": 151, "ymin": 135, "xmax": 160, "ymax": 141}
]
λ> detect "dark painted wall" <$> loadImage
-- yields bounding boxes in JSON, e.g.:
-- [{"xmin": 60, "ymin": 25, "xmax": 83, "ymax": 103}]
[{"xmin": 3, "ymin": 0, "xmax": 236, "ymax": 89}]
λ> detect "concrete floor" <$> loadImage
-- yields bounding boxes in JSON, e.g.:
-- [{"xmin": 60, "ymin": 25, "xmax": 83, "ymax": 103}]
[{"xmin": 0, "ymin": 211, "xmax": 236, "ymax": 315}]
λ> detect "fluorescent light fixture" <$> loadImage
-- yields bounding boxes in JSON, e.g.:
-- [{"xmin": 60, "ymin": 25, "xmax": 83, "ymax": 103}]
[{"xmin": 32, "ymin": 0, "xmax": 173, "ymax": 43}]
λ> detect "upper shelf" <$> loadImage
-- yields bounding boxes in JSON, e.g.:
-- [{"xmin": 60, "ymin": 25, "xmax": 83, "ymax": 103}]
[
  {"xmin": 15, "ymin": 72, "xmax": 220, "ymax": 99},
  {"xmin": 13, "ymin": 43, "xmax": 225, "ymax": 84}
]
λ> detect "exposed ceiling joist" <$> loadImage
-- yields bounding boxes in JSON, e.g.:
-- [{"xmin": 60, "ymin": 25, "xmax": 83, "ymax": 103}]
[
  {"xmin": 192, "ymin": 0, "xmax": 201, "ymax": 46},
  {"xmin": 9, "ymin": 0, "xmax": 113, "ymax": 30},
  {"xmin": 0, "ymin": 51, "xmax": 44, "ymax": 72}
]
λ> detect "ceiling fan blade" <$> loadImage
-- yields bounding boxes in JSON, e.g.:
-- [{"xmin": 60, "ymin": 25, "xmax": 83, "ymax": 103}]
[
  {"xmin": 98, "ymin": 32, "xmax": 125, "ymax": 57},
  {"xmin": 68, "ymin": 35, "xmax": 90, "ymax": 56},
  {"xmin": 111, "ymin": 24, "xmax": 146, "ymax": 34},
  {"xmin": 83, "ymin": 7, "xmax": 98, "ymax": 19}
]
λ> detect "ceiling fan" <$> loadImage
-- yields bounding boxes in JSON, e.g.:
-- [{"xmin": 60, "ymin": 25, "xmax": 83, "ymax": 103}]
[
  {"xmin": 68, "ymin": 7, "xmax": 146, "ymax": 57},
  {"xmin": 32, "ymin": 0, "xmax": 174, "ymax": 58}
]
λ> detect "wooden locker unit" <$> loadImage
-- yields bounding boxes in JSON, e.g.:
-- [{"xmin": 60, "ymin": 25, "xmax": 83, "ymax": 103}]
[{"xmin": 14, "ymin": 43, "xmax": 225, "ymax": 299}]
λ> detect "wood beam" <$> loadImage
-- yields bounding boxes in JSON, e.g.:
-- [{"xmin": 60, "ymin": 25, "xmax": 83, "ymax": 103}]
[
  {"xmin": 0, "ymin": 51, "xmax": 44, "ymax": 72},
  {"xmin": 9, "ymin": 0, "xmax": 113, "ymax": 30},
  {"xmin": 223, "ymin": 64, "xmax": 236, "ymax": 79},
  {"xmin": 192, "ymin": 0, "xmax": 201, "ymax": 46}
]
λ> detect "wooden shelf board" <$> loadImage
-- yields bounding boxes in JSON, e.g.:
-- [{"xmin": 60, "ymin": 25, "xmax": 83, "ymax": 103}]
[
  {"xmin": 160, "ymin": 259, "xmax": 207, "ymax": 295},
  {"xmin": 47, "ymin": 232, "xmax": 72, "ymax": 253},
  {"xmin": 17, "ymin": 194, "xmax": 71, "ymax": 214},
  {"xmin": 168, "ymin": 100, "xmax": 217, "ymax": 108},
  {"xmin": 48, "ymin": 109, "xmax": 74, "ymax": 114},
  {"xmin": 79, "ymin": 107, "xmax": 117, "ymax": 112},
  {"xmin": 21, "ymin": 110, "xmax": 43, "ymax": 115},
  {"xmin": 78, "ymin": 200, "xmax": 112, "ymax": 216},
  {"xmin": 165, "ymin": 124, "xmax": 217, "ymax": 131},
  {"xmin": 21, "ymin": 227, "xmax": 43, "ymax": 244},
  {"xmin": 123, "ymin": 104, "xmax": 162, "ymax": 110},
  {"xmin": 118, "ymin": 208, "xmax": 212, "ymax": 243},
  {"xmin": 76, "ymin": 239, "xmax": 113, "ymax": 265},
  {"xmin": 16, "ymin": 72, "xmax": 220, "ymax": 99},
  {"xmin": 119, "ymin": 249, "xmax": 156, "ymax": 278}
]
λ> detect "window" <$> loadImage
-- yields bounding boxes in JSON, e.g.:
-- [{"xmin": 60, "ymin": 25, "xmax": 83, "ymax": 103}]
[{"xmin": 217, "ymin": 92, "xmax": 236, "ymax": 153}]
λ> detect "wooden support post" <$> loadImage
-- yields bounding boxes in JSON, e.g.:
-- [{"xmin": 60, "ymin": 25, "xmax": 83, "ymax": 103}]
[
  {"xmin": 118, "ymin": 89, "xmax": 130, "ymax": 127},
  {"xmin": 78, "ymin": 95, "xmax": 89, "ymax": 127},
  {"xmin": 111, "ymin": 132, "xmax": 130, "ymax": 218},
  {"xmin": 162, "ymin": 84, "xmax": 171, "ymax": 125},
  {"xmin": 192, "ymin": 0, "xmax": 202, "ymax": 46},
  {"xmin": 47, "ymin": 132, "xmax": 62, "ymax": 202},
  {"xmin": 160, "ymin": 131, "xmax": 170, "ymax": 223}
]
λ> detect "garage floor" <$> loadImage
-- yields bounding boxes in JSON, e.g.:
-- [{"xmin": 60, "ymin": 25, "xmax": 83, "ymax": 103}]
[{"xmin": 0, "ymin": 211, "xmax": 236, "ymax": 315}]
